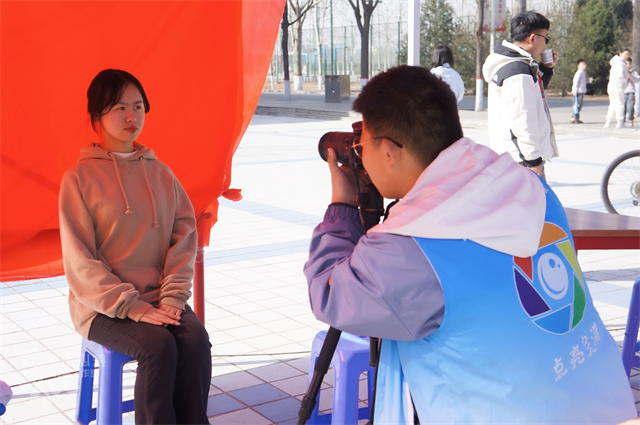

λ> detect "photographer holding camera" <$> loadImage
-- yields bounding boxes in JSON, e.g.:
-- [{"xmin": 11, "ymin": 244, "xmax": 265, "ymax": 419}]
[{"xmin": 303, "ymin": 65, "xmax": 635, "ymax": 424}]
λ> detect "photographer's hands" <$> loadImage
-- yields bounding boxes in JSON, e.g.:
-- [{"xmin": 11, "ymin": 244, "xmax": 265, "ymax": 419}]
[{"xmin": 327, "ymin": 148, "xmax": 359, "ymax": 206}]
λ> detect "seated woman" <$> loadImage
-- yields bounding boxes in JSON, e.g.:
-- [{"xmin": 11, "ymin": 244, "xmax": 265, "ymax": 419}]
[
  {"xmin": 430, "ymin": 45, "xmax": 465, "ymax": 104},
  {"xmin": 59, "ymin": 69, "xmax": 211, "ymax": 424}
]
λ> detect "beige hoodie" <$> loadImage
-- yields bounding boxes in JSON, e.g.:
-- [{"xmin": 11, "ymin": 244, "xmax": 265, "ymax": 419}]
[{"xmin": 59, "ymin": 142, "xmax": 197, "ymax": 338}]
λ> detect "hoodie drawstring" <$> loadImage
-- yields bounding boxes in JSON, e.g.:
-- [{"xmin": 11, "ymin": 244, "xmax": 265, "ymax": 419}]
[
  {"xmin": 139, "ymin": 157, "xmax": 160, "ymax": 228},
  {"xmin": 108, "ymin": 153, "xmax": 133, "ymax": 215}
]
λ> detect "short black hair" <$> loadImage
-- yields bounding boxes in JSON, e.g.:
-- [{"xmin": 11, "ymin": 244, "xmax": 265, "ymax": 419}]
[
  {"xmin": 431, "ymin": 45, "xmax": 455, "ymax": 68},
  {"xmin": 627, "ymin": 58, "xmax": 633, "ymax": 64},
  {"xmin": 87, "ymin": 69, "xmax": 150, "ymax": 133},
  {"xmin": 621, "ymin": 48, "xmax": 631, "ymax": 54},
  {"xmin": 352, "ymin": 65, "xmax": 463, "ymax": 167},
  {"xmin": 511, "ymin": 11, "xmax": 550, "ymax": 42},
  {"xmin": 577, "ymin": 58, "xmax": 586, "ymax": 65}
]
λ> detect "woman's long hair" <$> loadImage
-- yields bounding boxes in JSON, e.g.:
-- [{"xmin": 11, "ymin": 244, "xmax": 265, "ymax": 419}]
[{"xmin": 431, "ymin": 45, "xmax": 454, "ymax": 69}]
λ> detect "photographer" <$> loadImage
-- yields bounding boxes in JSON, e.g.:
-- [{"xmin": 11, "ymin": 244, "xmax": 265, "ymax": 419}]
[{"xmin": 303, "ymin": 65, "xmax": 635, "ymax": 424}]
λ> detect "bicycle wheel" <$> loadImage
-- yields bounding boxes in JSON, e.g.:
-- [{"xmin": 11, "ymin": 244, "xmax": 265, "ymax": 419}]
[{"xmin": 600, "ymin": 149, "xmax": 640, "ymax": 216}]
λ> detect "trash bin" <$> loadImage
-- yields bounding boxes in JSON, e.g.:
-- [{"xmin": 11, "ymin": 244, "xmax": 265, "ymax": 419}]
[{"xmin": 325, "ymin": 75, "xmax": 350, "ymax": 103}]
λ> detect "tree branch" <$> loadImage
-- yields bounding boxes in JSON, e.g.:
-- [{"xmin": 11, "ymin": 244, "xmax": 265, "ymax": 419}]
[
  {"xmin": 347, "ymin": 0, "xmax": 364, "ymax": 33},
  {"xmin": 287, "ymin": 0, "xmax": 322, "ymax": 27}
]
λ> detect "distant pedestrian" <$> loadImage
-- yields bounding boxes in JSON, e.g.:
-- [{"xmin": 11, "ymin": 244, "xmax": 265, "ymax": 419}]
[
  {"xmin": 604, "ymin": 48, "xmax": 630, "ymax": 128},
  {"xmin": 430, "ymin": 45, "xmax": 465, "ymax": 104},
  {"xmin": 570, "ymin": 59, "xmax": 587, "ymax": 123},
  {"xmin": 483, "ymin": 11, "xmax": 558, "ymax": 181},
  {"xmin": 623, "ymin": 58, "xmax": 639, "ymax": 127}
]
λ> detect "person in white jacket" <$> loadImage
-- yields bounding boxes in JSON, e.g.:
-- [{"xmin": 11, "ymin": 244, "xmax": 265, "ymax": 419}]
[
  {"xmin": 483, "ymin": 11, "xmax": 558, "ymax": 181},
  {"xmin": 623, "ymin": 58, "xmax": 639, "ymax": 127},
  {"xmin": 604, "ymin": 48, "xmax": 630, "ymax": 128},
  {"xmin": 430, "ymin": 45, "xmax": 465, "ymax": 104}
]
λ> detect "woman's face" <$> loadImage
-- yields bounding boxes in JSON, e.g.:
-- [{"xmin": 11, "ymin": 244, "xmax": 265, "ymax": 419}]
[{"xmin": 99, "ymin": 83, "xmax": 145, "ymax": 152}]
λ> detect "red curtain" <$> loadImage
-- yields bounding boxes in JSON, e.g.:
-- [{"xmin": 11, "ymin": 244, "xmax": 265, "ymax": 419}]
[{"xmin": 0, "ymin": 0, "xmax": 285, "ymax": 281}]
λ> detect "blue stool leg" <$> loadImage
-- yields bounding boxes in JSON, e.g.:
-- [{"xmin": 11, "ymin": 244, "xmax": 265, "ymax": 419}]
[
  {"xmin": 331, "ymin": 344, "xmax": 367, "ymax": 425},
  {"xmin": 76, "ymin": 349, "xmax": 96, "ymax": 425},
  {"xmin": 96, "ymin": 349, "xmax": 130, "ymax": 425},
  {"xmin": 622, "ymin": 278, "xmax": 640, "ymax": 379},
  {"xmin": 307, "ymin": 331, "xmax": 373, "ymax": 425}
]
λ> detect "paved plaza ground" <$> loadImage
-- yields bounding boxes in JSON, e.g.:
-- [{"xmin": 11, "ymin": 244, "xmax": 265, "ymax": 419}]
[{"xmin": 1, "ymin": 92, "xmax": 639, "ymax": 424}]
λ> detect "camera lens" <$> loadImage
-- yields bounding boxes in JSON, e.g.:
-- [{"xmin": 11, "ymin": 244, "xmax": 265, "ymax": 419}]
[{"xmin": 318, "ymin": 132, "xmax": 355, "ymax": 165}]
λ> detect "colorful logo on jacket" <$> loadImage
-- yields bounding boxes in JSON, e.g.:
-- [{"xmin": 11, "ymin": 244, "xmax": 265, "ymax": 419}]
[{"xmin": 513, "ymin": 223, "xmax": 586, "ymax": 334}]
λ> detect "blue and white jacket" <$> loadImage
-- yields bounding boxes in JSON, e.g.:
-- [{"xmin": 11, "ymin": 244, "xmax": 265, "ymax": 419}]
[{"xmin": 304, "ymin": 138, "xmax": 635, "ymax": 424}]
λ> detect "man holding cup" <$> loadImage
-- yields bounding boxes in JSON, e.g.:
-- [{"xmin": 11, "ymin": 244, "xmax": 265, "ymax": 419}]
[{"xmin": 483, "ymin": 11, "xmax": 558, "ymax": 181}]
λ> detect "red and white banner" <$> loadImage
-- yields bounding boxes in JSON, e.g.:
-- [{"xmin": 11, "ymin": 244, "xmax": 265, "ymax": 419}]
[{"xmin": 483, "ymin": 0, "xmax": 507, "ymax": 32}]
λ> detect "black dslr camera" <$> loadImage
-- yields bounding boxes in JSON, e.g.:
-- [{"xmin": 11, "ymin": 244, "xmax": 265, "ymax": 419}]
[
  {"xmin": 318, "ymin": 121, "xmax": 385, "ymax": 231},
  {"xmin": 318, "ymin": 121, "xmax": 364, "ymax": 170}
]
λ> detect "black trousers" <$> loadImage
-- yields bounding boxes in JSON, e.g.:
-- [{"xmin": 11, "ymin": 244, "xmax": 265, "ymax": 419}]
[{"xmin": 88, "ymin": 305, "xmax": 211, "ymax": 424}]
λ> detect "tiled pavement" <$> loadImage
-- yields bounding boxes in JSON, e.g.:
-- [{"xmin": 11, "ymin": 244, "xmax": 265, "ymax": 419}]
[{"xmin": 1, "ymin": 95, "xmax": 639, "ymax": 424}]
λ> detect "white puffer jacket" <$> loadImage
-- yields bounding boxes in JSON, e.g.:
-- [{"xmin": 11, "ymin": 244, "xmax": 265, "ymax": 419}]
[
  {"xmin": 608, "ymin": 55, "xmax": 629, "ymax": 92},
  {"xmin": 483, "ymin": 41, "xmax": 558, "ymax": 165}
]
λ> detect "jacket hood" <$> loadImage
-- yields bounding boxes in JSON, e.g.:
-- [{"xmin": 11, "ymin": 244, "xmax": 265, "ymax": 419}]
[
  {"xmin": 610, "ymin": 55, "xmax": 625, "ymax": 66},
  {"xmin": 369, "ymin": 137, "xmax": 546, "ymax": 257},
  {"xmin": 78, "ymin": 142, "xmax": 157, "ymax": 162},
  {"xmin": 483, "ymin": 41, "xmax": 535, "ymax": 84}
]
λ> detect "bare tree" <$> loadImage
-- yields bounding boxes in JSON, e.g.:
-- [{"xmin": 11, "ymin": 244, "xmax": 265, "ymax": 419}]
[
  {"xmin": 347, "ymin": 0, "xmax": 381, "ymax": 87},
  {"xmin": 280, "ymin": 0, "xmax": 318, "ymax": 99},
  {"xmin": 290, "ymin": 0, "xmax": 319, "ymax": 91},
  {"xmin": 281, "ymin": 2, "xmax": 292, "ymax": 99},
  {"xmin": 314, "ymin": 3, "xmax": 328, "ymax": 89},
  {"xmin": 475, "ymin": 0, "xmax": 485, "ymax": 111}
]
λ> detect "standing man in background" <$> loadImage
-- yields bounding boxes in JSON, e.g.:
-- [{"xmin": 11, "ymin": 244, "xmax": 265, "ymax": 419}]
[
  {"xmin": 571, "ymin": 59, "xmax": 588, "ymax": 124},
  {"xmin": 483, "ymin": 11, "xmax": 558, "ymax": 181},
  {"xmin": 623, "ymin": 58, "xmax": 639, "ymax": 127}
]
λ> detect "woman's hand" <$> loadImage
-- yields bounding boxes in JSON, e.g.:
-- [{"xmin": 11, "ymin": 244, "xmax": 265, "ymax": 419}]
[
  {"xmin": 159, "ymin": 304, "xmax": 183, "ymax": 327},
  {"xmin": 139, "ymin": 306, "xmax": 181, "ymax": 327},
  {"xmin": 159, "ymin": 304, "xmax": 183, "ymax": 318}
]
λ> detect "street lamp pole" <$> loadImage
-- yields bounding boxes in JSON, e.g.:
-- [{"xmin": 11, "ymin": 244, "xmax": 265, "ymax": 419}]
[{"xmin": 407, "ymin": 0, "xmax": 420, "ymax": 65}]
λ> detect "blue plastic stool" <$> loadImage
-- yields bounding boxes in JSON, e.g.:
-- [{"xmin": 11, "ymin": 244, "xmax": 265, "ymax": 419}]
[
  {"xmin": 307, "ymin": 330, "xmax": 375, "ymax": 425},
  {"xmin": 622, "ymin": 278, "xmax": 640, "ymax": 379},
  {"xmin": 75, "ymin": 339, "xmax": 135, "ymax": 425}
]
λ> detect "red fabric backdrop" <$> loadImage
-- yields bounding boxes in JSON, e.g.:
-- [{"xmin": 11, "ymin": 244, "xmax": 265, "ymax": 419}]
[{"xmin": 0, "ymin": 0, "xmax": 285, "ymax": 281}]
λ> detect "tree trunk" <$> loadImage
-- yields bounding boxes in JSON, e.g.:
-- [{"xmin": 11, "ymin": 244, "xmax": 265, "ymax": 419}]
[
  {"xmin": 317, "ymin": 43, "xmax": 324, "ymax": 89},
  {"xmin": 348, "ymin": 0, "xmax": 379, "ymax": 87},
  {"xmin": 475, "ymin": 0, "xmax": 484, "ymax": 111},
  {"xmin": 293, "ymin": 18, "xmax": 304, "ymax": 90},
  {"xmin": 314, "ymin": 6, "xmax": 324, "ymax": 89},
  {"xmin": 291, "ymin": 0, "xmax": 304, "ymax": 90},
  {"xmin": 361, "ymin": 14, "xmax": 370, "ymax": 81},
  {"xmin": 281, "ymin": 2, "xmax": 291, "ymax": 99},
  {"xmin": 514, "ymin": 0, "xmax": 527, "ymax": 16}
]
